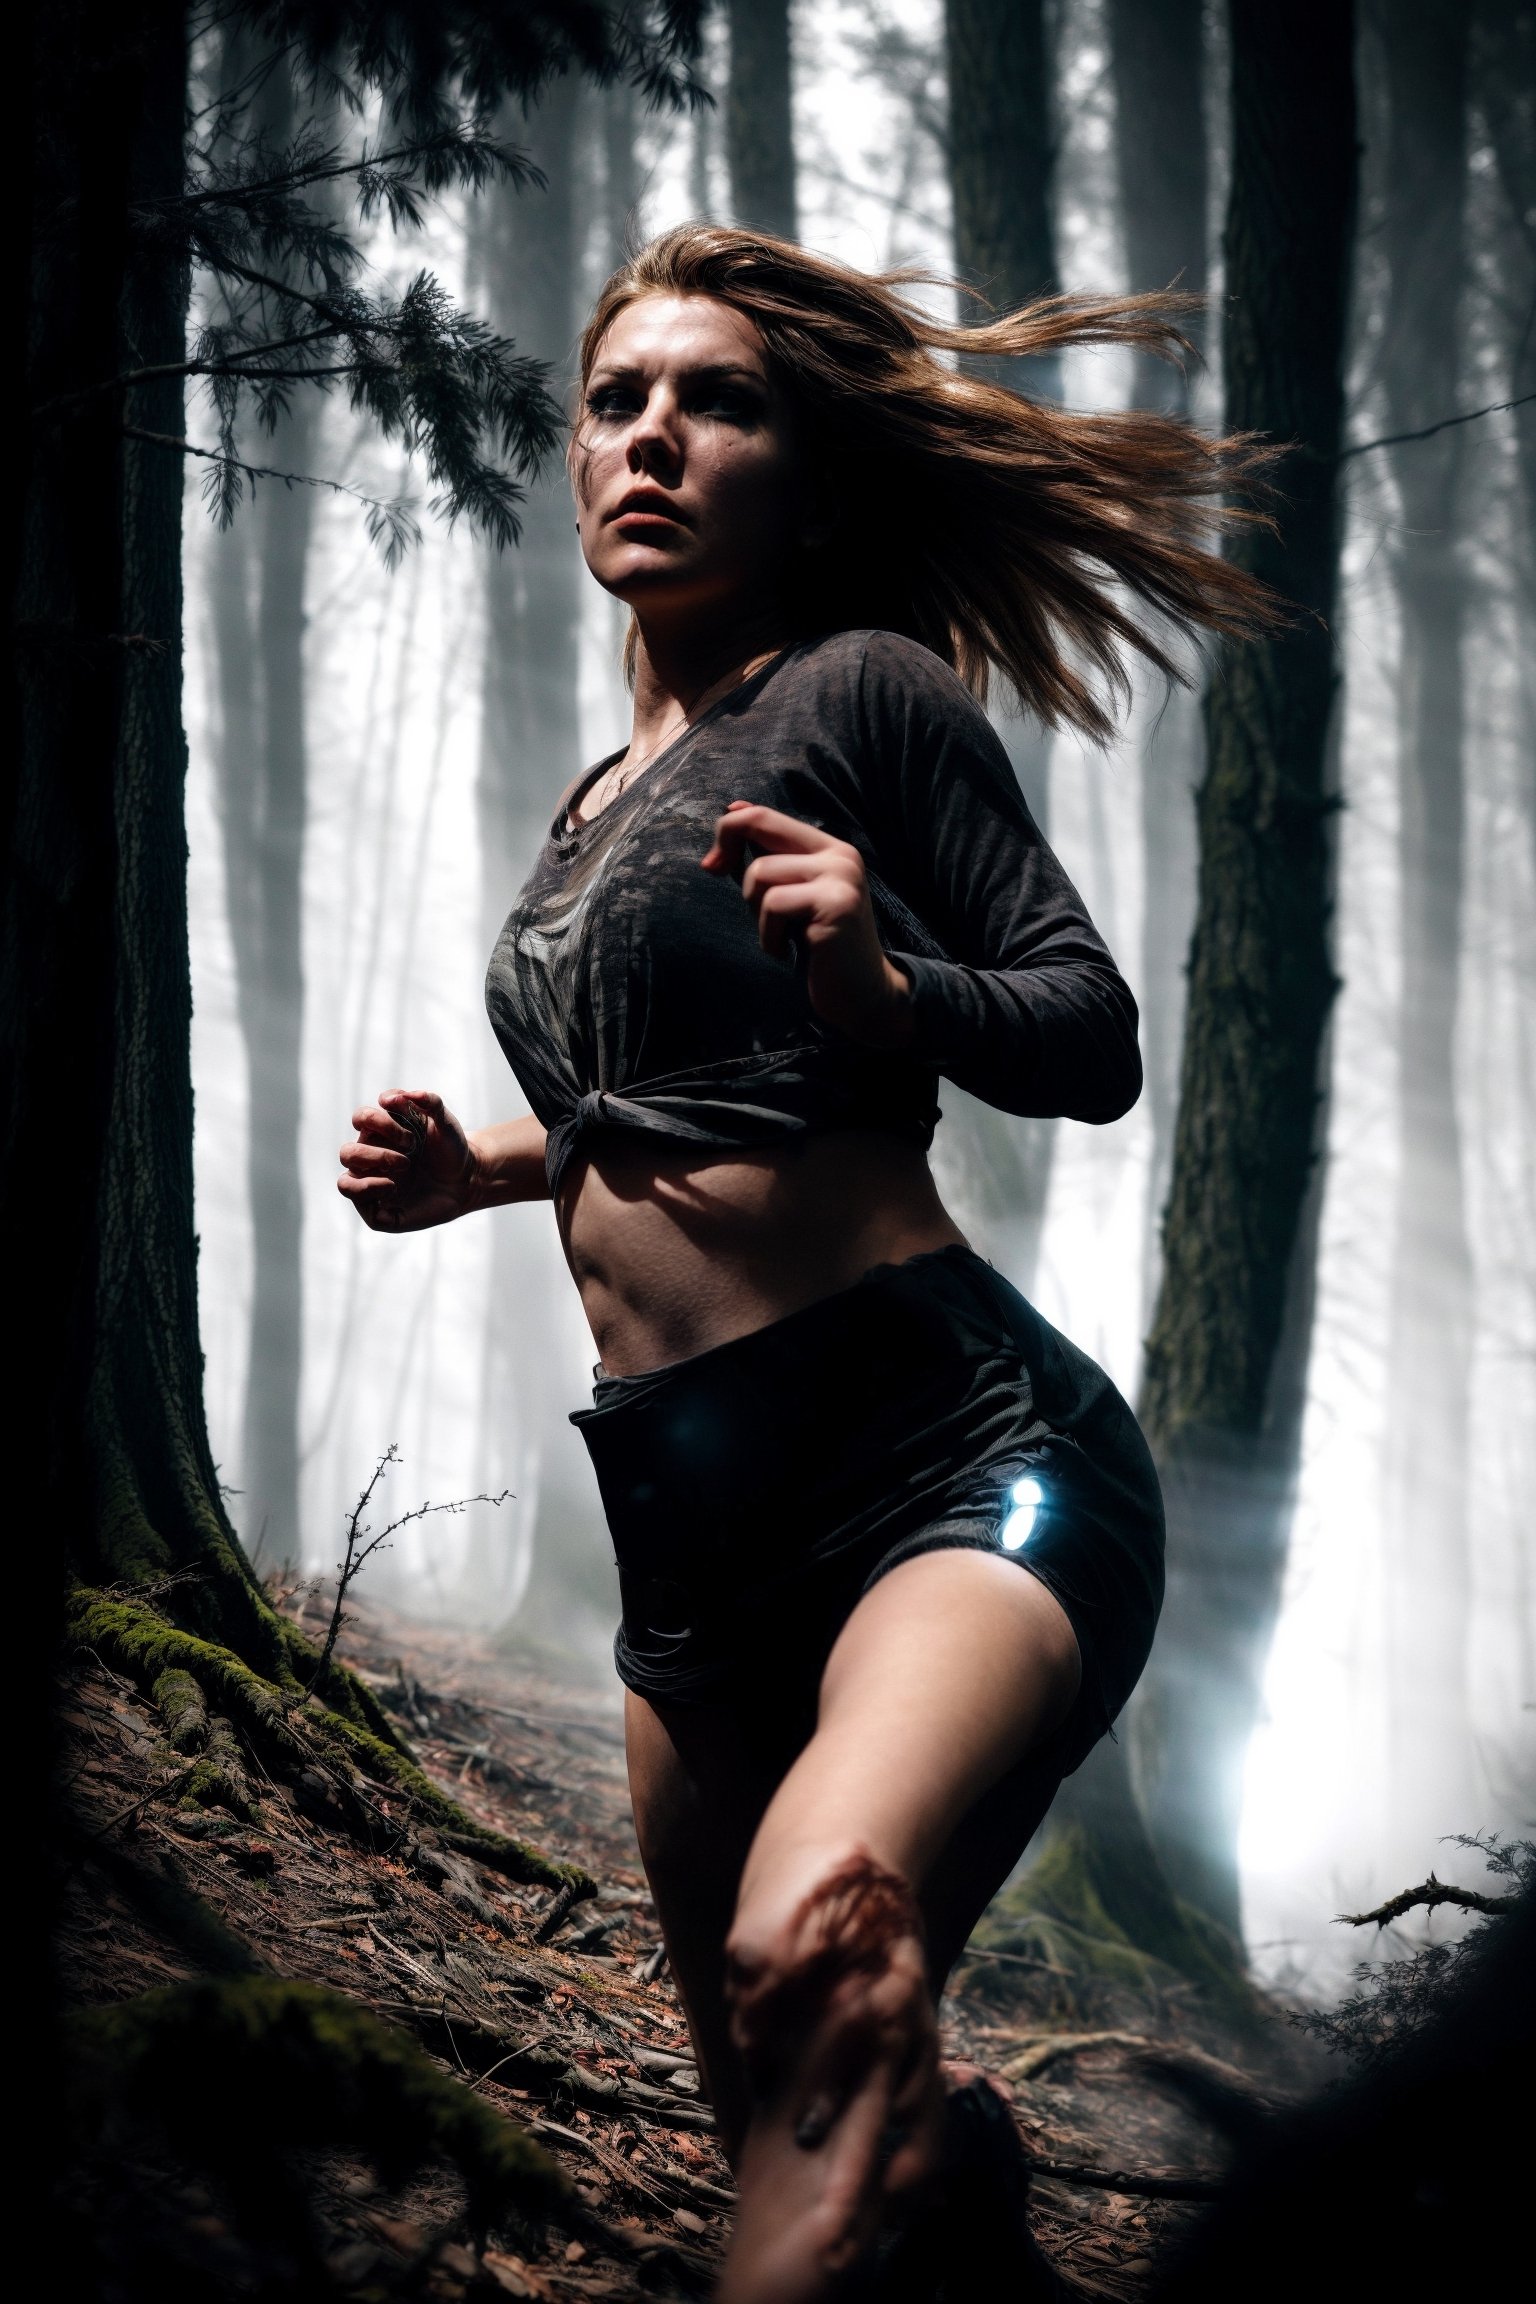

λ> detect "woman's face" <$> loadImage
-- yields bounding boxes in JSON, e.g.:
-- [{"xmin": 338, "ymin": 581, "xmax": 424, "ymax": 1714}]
[{"xmin": 573, "ymin": 293, "xmax": 815, "ymax": 628}]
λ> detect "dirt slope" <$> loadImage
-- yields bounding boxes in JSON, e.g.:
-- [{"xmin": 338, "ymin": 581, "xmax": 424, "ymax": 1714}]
[{"xmin": 58, "ymin": 1587, "xmax": 1313, "ymax": 2299}]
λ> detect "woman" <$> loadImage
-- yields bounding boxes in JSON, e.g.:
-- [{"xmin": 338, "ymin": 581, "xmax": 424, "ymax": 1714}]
[{"xmin": 339, "ymin": 227, "xmax": 1271, "ymax": 2301}]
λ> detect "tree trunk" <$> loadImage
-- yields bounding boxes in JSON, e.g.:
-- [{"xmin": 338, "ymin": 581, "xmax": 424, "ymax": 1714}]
[
  {"xmin": 1105, "ymin": 0, "xmax": 1207, "ymax": 1335},
  {"xmin": 1379, "ymin": 0, "xmax": 1476, "ymax": 1857},
  {"xmin": 602, "ymin": 74, "xmax": 642, "ymax": 264},
  {"xmin": 943, "ymin": 0, "xmax": 1061, "ymax": 1288},
  {"xmin": 1135, "ymin": 0, "xmax": 1357, "ymax": 1937},
  {"xmin": 470, "ymin": 80, "xmax": 585, "ymax": 1624},
  {"xmin": 943, "ymin": 0, "xmax": 1060, "ymax": 395},
  {"xmin": 9, "ymin": 0, "xmax": 289, "ymax": 1663},
  {"xmin": 209, "ymin": 48, "xmax": 317, "ymax": 1570},
  {"xmin": 725, "ymin": 0, "xmax": 796, "ymax": 239}
]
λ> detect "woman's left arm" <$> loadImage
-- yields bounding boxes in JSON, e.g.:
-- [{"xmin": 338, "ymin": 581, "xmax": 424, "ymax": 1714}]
[{"xmin": 849, "ymin": 654, "xmax": 1142, "ymax": 1126}]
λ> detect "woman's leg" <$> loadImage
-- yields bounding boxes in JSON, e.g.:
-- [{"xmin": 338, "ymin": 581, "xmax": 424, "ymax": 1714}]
[
  {"xmin": 624, "ymin": 1685, "xmax": 811, "ymax": 2154},
  {"xmin": 626, "ymin": 1548, "xmax": 1081, "ymax": 2292},
  {"xmin": 717, "ymin": 1547, "xmax": 1081, "ymax": 2303}
]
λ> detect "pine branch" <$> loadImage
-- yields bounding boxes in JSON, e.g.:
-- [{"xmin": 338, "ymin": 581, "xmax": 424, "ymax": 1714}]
[
  {"xmin": 1338, "ymin": 1875, "xmax": 1518, "ymax": 1928},
  {"xmin": 124, "ymin": 429, "xmax": 422, "ymax": 565},
  {"xmin": 151, "ymin": 127, "xmax": 543, "ymax": 215}
]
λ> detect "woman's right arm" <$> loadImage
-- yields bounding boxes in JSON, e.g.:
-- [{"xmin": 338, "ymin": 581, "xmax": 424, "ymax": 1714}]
[{"xmin": 338, "ymin": 1089, "xmax": 549, "ymax": 1231}]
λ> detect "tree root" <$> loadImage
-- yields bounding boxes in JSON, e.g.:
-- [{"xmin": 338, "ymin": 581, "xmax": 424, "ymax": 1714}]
[
  {"xmin": 178, "ymin": 1715, "xmax": 255, "ymax": 1819},
  {"xmin": 70, "ymin": 1588, "xmax": 591, "ymax": 1894},
  {"xmin": 67, "ymin": 1820, "xmax": 262, "ymax": 1978},
  {"xmin": 70, "ymin": 1976, "xmax": 570, "ymax": 2262},
  {"xmin": 151, "ymin": 1667, "xmax": 207, "ymax": 1752},
  {"xmin": 974, "ymin": 1820, "xmax": 1259, "ymax": 2025}
]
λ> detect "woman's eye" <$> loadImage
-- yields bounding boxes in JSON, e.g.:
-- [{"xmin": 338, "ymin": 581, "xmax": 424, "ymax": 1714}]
[{"xmin": 586, "ymin": 388, "xmax": 639, "ymax": 420}]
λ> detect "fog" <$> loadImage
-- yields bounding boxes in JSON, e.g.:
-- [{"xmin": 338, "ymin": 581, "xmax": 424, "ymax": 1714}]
[{"xmin": 184, "ymin": 0, "xmax": 1534, "ymax": 1997}]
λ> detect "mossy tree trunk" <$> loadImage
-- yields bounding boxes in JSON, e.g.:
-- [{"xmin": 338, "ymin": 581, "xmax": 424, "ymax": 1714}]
[
  {"xmin": 10, "ymin": 4, "xmax": 589, "ymax": 1899},
  {"xmin": 9, "ymin": 0, "xmax": 268, "ymax": 1649},
  {"xmin": 725, "ymin": 0, "xmax": 797, "ymax": 240},
  {"xmin": 1105, "ymin": 0, "xmax": 1207, "ymax": 1333},
  {"xmin": 1134, "ymin": 0, "xmax": 1358, "ymax": 1937},
  {"xmin": 1379, "ymin": 0, "xmax": 1477, "ymax": 1859},
  {"xmin": 943, "ymin": 0, "xmax": 1060, "ymax": 1285}
]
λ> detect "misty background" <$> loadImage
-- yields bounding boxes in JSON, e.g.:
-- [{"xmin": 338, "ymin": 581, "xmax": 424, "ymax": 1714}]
[{"xmin": 182, "ymin": 0, "xmax": 1534, "ymax": 1994}]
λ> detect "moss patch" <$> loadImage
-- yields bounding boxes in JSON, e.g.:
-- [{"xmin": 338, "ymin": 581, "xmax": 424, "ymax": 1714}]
[
  {"xmin": 71, "ymin": 1976, "xmax": 568, "ymax": 2242},
  {"xmin": 71, "ymin": 1587, "xmax": 590, "ymax": 1895}
]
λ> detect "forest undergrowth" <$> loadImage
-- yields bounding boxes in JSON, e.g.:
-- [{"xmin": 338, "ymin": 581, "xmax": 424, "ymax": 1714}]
[{"xmin": 56, "ymin": 1576, "xmax": 1351, "ymax": 2303}]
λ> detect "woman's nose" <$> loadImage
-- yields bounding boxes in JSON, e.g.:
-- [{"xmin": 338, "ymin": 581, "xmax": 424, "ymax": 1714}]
[{"xmin": 626, "ymin": 395, "xmax": 683, "ymax": 477}]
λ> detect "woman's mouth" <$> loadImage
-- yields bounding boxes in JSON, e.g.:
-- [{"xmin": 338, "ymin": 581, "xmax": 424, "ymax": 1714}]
[{"xmin": 610, "ymin": 495, "xmax": 687, "ymax": 532}]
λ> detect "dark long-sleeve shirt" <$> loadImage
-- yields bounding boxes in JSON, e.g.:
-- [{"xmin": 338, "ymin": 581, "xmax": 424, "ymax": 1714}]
[{"xmin": 485, "ymin": 629, "xmax": 1141, "ymax": 1198}]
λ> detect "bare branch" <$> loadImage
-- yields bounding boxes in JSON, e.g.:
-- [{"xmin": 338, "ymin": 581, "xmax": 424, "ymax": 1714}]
[
  {"xmin": 314, "ymin": 1448, "xmax": 512, "ymax": 1681},
  {"xmin": 1338, "ymin": 1874, "xmax": 1518, "ymax": 1928},
  {"xmin": 1341, "ymin": 388, "xmax": 1536, "ymax": 461}
]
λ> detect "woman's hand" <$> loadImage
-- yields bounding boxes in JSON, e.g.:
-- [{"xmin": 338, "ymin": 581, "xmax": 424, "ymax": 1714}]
[
  {"xmin": 338, "ymin": 1088, "xmax": 480, "ymax": 1232},
  {"xmin": 702, "ymin": 802, "xmax": 916, "ymax": 1049}
]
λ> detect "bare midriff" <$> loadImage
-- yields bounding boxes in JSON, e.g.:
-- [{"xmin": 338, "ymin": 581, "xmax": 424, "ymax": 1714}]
[{"xmin": 559, "ymin": 1131, "xmax": 968, "ymax": 1378}]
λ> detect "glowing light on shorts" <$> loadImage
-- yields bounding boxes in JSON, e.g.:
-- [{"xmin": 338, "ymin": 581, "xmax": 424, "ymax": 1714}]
[{"xmin": 1000, "ymin": 1474, "xmax": 1044, "ymax": 1551}]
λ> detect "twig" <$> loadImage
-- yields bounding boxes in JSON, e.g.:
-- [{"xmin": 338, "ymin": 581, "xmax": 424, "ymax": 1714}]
[
  {"xmin": 1024, "ymin": 2153, "xmax": 1222, "ymax": 2202},
  {"xmin": 535, "ymin": 1877, "xmax": 595, "ymax": 1945},
  {"xmin": 1340, "ymin": 389, "xmax": 1536, "ymax": 460},
  {"xmin": 315, "ymin": 1446, "xmax": 511, "ymax": 1681},
  {"xmin": 1337, "ymin": 1874, "xmax": 1517, "ymax": 1927},
  {"xmin": 527, "ymin": 2114, "xmax": 682, "ymax": 2217},
  {"xmin": 97, "ymin": 1765, "xmax": 200, "ymax": 1836},
  {"xmin": 1001, "ymin": 2029, "xmax": 1154, "ymax": 2081},
  {"xmin": 957, "ymin": 1945, "xmax": 1071, "ymax": 1978}
]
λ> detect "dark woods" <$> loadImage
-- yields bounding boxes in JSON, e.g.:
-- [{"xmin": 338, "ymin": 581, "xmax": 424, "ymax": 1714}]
[{"xmin": 11, "ymin": 2, "xmax": 1534, "ymax": 2299}]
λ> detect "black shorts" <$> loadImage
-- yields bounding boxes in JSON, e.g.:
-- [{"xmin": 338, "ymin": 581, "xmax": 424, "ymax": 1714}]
[{"xmin": 570, "ymin": 1245, "xmax": 1164, "ymax": 1775}]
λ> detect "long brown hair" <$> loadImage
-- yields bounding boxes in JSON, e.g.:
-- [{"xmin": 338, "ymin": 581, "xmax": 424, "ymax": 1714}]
[{"xmin": 573, "ymin": 224, "xmax": 1276, "ymax": 741}]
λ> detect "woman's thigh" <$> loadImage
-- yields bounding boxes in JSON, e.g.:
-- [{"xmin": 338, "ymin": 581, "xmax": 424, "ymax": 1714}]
[{"xmin": 626, "ymin": 1548, "xmax": 1080, "ymax": 2142}]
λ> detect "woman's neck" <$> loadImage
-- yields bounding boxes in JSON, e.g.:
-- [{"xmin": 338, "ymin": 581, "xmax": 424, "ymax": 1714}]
[{"xmin": 627, "ymin": 604, "xmax": 791, "ymax": 767}]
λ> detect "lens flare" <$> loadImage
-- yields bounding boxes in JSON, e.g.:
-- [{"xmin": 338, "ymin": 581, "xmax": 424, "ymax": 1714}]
[{"xmin": 1000, "ymin": 1473, "xmax": 1044, "ymax": 1551}]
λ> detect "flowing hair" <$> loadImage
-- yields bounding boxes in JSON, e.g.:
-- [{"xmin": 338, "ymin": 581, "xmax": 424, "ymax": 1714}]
[{"xmin": 572, "ymin": 223, "xmax": 1278, "ymax": 741}]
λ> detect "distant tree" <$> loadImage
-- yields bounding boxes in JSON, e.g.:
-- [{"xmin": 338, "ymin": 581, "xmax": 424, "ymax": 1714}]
[
  {"xmin": 602, "ymin": 72, "xmax": 643, "ymax": 264},
  {"xmin": 1105, "ymin": 0, "xmax": 1207, "ymax": 1330},
  {"xmin": 1473, "ymin": 4, "xmax": 1536, "ymax": 791},
  {"xmin": 941, "ymin": 0, "xmax": 1060, "ymax": 1290},
  {"xmin": 208, "ymin": 32, "xmax": 327, "ymax": 1571},
  {"xmin": 1377, "ymin": 0, "xmax": 1477, "ymax": 1857},
  {"xmin": 466, "ymin": 72, "xmax": 585, "ymax": 1630},
  {"xmin": 1136, "ymin": 0, "xmax": 1358, "ymax": 1935},
  {"xmin": 725, "ymin": 0, "xmax": 796, "ymax": 238},
  {"xmin": 943, "ymin": 0, "xmax": 1059, "ymax": 400},
  {"xmin": 8, "ymin": 0, "xmax": 701, "ymax": 1790}
]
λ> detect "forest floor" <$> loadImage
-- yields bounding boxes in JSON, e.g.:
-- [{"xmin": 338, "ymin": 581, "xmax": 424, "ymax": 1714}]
[{"xmin": 59, "ymin": 1586, "xmax": 1325, "ymax": 2301}]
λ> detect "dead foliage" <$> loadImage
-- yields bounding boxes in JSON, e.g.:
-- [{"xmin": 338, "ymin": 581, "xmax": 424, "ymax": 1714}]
[{"xmin": 57, "ymin": 1588, "xmax": 1317, "ymax": 2300}]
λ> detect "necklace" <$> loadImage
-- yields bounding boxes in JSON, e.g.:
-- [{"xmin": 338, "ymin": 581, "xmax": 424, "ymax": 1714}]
[{"xmin": 578, "ymin": 646, "xmax": 784, "ymax": 825}]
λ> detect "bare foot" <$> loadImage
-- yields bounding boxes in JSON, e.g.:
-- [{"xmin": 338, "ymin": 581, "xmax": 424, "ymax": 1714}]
[{"xmin": 717, "ymin": 1850, "xmax": 944, "ymax": 2304}]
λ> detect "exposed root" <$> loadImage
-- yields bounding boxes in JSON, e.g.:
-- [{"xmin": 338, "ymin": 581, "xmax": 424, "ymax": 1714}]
[
  {"xmin": 152, "ymin": 1667, "xmax": 207, "ymax": 1753},
  {"xmin": 971, "ymin": 1819, "xmax": 1258, "ymax": 2027},
  {"xmin": 70, "ymin": 1976, "xmax": 569, "ymax": 2271},
  {"xmin": 70, "ymin": 1586, "xmax": 590, "ymax": 1894},
  {"xmin": 178, "ymin": 1714, "xmax": 255, "ymax": 1818}
]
